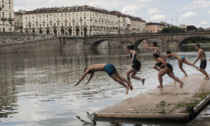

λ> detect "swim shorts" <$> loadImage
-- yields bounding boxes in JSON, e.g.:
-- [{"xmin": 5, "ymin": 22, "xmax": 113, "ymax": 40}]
[
  {"xmin": 104, "ymin": 64, "xmax": 117, "ymax": 76},
  {"xmin": 200, "ymin": 59, "xmax": 207, "ymax": 69}
]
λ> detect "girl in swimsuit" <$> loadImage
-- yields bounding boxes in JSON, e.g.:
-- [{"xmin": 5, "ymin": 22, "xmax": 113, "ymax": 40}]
[
  {"xmin": 126, "ymin": 45, "xmax": 145, "ymax": 85},
  {"xmin": 153, "ymin": 53, "xmax": 184, "ymax": 88},
  {"xmin": 164, "ymin": 51, "xmax": 198, "ymax": 76}
]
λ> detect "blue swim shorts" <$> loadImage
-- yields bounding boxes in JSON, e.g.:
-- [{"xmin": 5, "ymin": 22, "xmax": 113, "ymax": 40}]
[{"xmin": 104, "ymin": 64, "xmax": 117, "ymax": 76}]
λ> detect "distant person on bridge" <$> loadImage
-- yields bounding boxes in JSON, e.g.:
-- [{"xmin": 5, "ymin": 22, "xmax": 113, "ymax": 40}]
[
  {"xmin": 153, "ymin": 53, "xmax": 184, "ymax": 88},
  {"xmin": 143, "ymin": 38, "xmax": 161, "ymax": 71},
  {"xmin": 125, "ymin": 45, "xmax": 145, "ymax": 85},
  {"xmin": 193, "ymin": 44, "xmax": 209, "ymax": 80},
  {"xmin": 74, "ymin": 64, "xmax": 133, "ymax": 95},
  {"xmin": 164, "ymin": 51, "xmax": 198, "ymax": 76}
]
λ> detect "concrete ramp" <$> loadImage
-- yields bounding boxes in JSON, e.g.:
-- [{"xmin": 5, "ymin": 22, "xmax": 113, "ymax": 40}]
[{"xmin": 96, "ymin": 74, "xmax": 210, "ymax": 123}]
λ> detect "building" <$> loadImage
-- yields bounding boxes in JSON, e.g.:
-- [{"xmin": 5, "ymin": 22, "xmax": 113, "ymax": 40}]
[
  {"xmin": 21, "ymin": 5, "xmax": 146, "ymax": 36},
  {"xmin": 0, "ymin": 0, "xmax": 14, "ymax": 32},
  {"xmin": 179, "ymin": 24, "xmax": 187, "ymax": 31},
  {"xmin": 14, "ymin": 10, "xmax": 25, "ymax": 32},
  {"xmin": 110, "ymin": 11, "xmax": 146, "ymax": 34},
  {"xmin": 146, "ymin": 22, "xmax": 166, "ymax": 33}
]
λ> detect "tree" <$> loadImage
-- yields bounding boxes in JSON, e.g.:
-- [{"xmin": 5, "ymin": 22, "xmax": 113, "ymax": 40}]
[
  {"xmin": 161, "ymin": 26, "xmax": 185, "ymax": 33},
  {"xmin": 187, "ymin": 25, "xmax": 197, "ymax": 31}
]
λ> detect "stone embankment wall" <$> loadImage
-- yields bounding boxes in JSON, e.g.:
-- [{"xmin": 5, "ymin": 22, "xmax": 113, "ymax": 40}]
[{"xmin": 0, "ymin": 38, "xmax": 60, "ymax": 53}]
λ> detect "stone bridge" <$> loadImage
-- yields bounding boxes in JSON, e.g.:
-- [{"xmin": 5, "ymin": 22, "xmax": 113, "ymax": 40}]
[{"xmin": 59, "ymin": 32, "xmax": 210, "ymax": 50}]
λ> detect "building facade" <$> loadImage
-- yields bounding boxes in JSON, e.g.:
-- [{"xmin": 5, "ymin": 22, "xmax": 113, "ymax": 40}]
[
  {"xmin": 146, "ymin": 22, "xmax": 166, "ymax": 33},
  {"xmin": 0, "ymin": 0, "xmax": 14, "ymax": 32},
  {"xmin": 21, "ymin": 6, "xmax": 146, "ymax": 36},
  {"xmin": 14, "ymin": 10, "xmax": 25, "ymax": 32}
]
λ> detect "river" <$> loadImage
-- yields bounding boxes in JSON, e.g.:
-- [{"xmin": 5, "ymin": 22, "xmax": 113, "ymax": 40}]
[{"xmin": 0, "ymin": 45, "xmax": 209, "ymax": 126}]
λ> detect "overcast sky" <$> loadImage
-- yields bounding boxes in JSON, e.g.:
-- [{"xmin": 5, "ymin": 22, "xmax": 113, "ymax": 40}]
[{"xmin": 14, "ymin": 0, "xmax": 210, "ymax": 28}]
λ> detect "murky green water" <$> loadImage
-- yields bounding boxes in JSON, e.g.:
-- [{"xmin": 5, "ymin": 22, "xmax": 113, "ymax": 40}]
[{"xmin": 0, "ymin": 46, "xmax": 209, "ymax": 126}]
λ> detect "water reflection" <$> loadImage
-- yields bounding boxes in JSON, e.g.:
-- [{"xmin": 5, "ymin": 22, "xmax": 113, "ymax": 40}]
[{"xmin": 0, "ymin": 46, "xmax": 209, "ymax": 126}]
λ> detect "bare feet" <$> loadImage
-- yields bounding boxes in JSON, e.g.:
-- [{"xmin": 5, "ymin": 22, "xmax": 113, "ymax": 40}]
[
  {"xmin": 142, "ymin": 78, "xmax": 145, "ymax": 86},
  {"xmin": 157, "ymin": 85, "xmax": 163, "ymax": 88},
  {"xmin": 126, "ymin": 87, "xmax": 129, "ymax": 95},
  {"xmin": 205, "ymin": 77, "xmax": 209, "ymax": 80},
  {"xmin": 180, "ymin": 82, "xmax": 184, "ymax": 87},
  {"xmin": 184, "ymin": 74, "xmax": 188, "ymax": 77},
  {"xmin": 129, "ymin": 85, "xmax": 133, "ymax": 91}
]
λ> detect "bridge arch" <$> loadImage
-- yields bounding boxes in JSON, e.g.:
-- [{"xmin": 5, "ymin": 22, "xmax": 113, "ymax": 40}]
[
  {"xmin": 121, "ymin": 41, "xmax": 133, "ymax": 48},
  {"xmin": 89, "ymin": 39, "xmax": 108, "ymax": 50},
  {"xmin": 179, "ymin": 36, "xmax": 210, "ymax": 47}
]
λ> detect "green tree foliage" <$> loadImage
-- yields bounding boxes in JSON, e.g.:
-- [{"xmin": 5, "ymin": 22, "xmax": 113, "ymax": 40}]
[{"xmin": 161, "ymin": 26, "xmax": 185, "ymax": 33}]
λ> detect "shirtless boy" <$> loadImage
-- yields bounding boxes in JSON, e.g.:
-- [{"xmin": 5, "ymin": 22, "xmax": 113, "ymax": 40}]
[
  {"xmin": 193, "ymin": 44, "xmax": 209, "ymax": 80},
  {"xmin": 74, "ymin": 64, "xmax": 133, "ymax": 94}
]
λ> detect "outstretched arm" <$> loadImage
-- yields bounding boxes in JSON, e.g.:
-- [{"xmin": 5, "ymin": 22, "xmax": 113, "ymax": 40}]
[
  {"xmin": 74, "ymin": 70, "xmax": 89, "ymax": 86},
  {"xmin": 85, "ymin": 72, "xmax": 94, "ymax": 86},
  {"xmin": 163, "ymin": 54, "xmax": 170, "ymax": 59},
  {"xmin": 193, "ymin": 51, "xmax": 201, "ymax": 65},
  {"xmin": 144, "ymin": 39, "xmax": 157, "ymax": 50}
]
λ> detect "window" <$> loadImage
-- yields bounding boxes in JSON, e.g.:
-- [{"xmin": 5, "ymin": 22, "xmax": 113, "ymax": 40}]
[{"xmin": 2, "ymin": 12, "xmax": 4, "ymax": 17}]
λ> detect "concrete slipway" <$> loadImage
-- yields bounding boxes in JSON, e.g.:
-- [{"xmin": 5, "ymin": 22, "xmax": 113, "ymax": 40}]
[{"xmin": 96, "ymin": 74, "xmax": 210, "ymax": 123}]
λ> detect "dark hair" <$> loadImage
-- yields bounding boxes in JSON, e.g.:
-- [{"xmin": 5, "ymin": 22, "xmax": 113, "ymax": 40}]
[
  {"xmin": 153, "ymin": 53, "xmax": 160, "ymax": 58},
  {"xmin": 127, "ymin": 45, "xmax": 134, "ymax": 50},
  {"xmin": 166, "ymin": 51, "xmax": 171, "ymax": 54},
  {"xmin": 152, "ymin": 42, "xmax": 157, "ymax": 47},
  {"xmin": 195, "ymin": 44, "xmax": 200, "ymax": 48}
]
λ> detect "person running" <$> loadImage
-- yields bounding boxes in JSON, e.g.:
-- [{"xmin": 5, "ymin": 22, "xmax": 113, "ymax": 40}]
[
  {"xmin": 164, "ymin": 51, "xmax": 198, "ymax": 76},
  {"xmin": 125, "ymin": 45, "xmax": 145, "ymax": 85},
  {"xmin": 193, "ymin": 44, "xmax": 209, "ymax": 80},
  {"xmin": 153, "ymin": 53, "xmax": 184, "ymax": 88},
  {"xmin": 143, "ymin": 38, "xmax": 161, "ymax": 71},
  {"xmin": 74, "ymin": 64, "xmax": 133, "ymax": 95}
]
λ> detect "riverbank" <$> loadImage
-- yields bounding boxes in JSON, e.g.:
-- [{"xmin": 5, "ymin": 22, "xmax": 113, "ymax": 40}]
[{"xmin": 96, "ymin": 74, "xmax": 210, "ymax": 123}]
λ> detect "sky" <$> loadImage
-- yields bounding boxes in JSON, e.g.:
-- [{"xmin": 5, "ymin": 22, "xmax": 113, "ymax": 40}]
[{"xmin": 14, "ymin": 0, "xmax": 210, "ymax": 28}]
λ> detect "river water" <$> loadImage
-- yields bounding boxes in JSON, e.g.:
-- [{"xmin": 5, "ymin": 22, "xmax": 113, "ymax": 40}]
[{"xmin": 0, "ymin": 46, "xmax": 209, "ymax": 126}]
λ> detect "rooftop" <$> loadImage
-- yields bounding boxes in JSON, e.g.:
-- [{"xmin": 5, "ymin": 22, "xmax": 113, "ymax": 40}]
[
  {"xmin": 146, "ymin": 22, "xmax": 166, "ymax": 26},
  {"xmin": 22, "ymin": 5, "xmax": 145, "ymax": 22}
]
